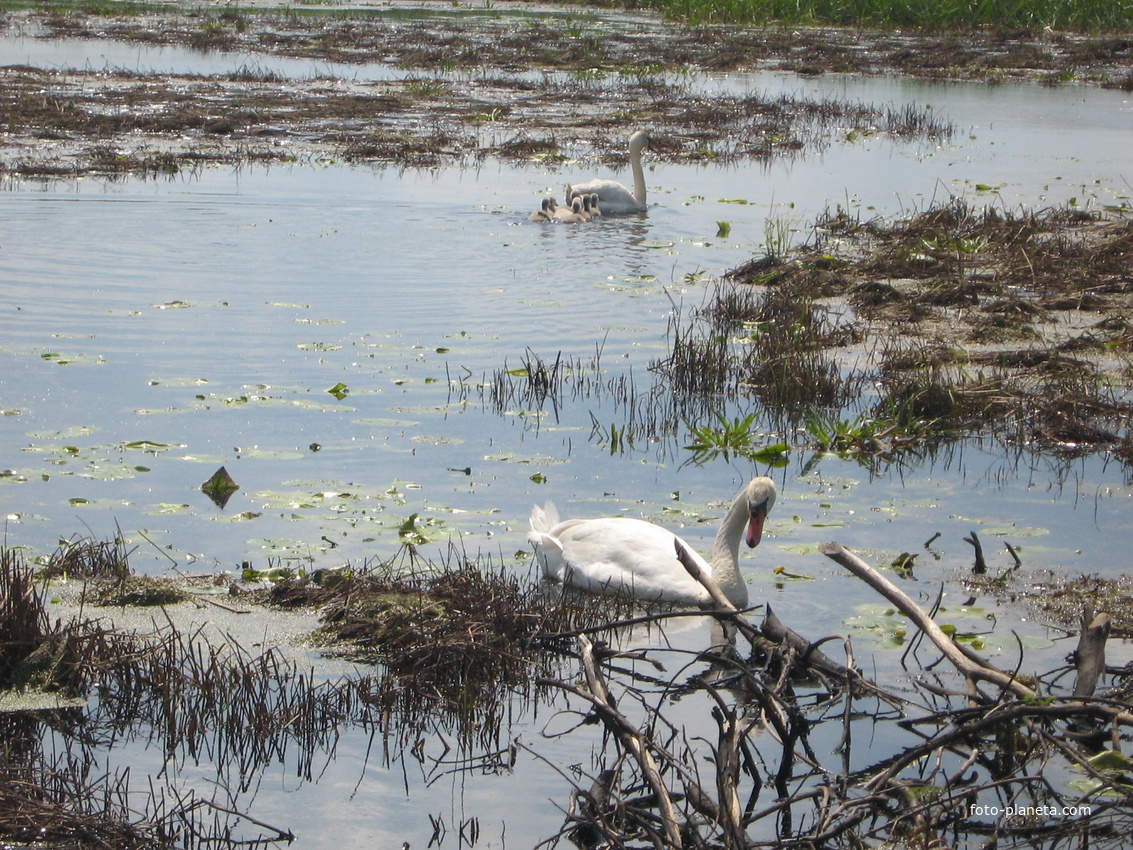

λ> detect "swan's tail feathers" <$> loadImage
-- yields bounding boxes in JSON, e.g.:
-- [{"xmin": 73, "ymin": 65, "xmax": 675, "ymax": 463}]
[
  {"xmin": 528, "ymin": 500, "xmax": 560, "ymax": 534},
  {"xmin": 528, "ymin": 502, "xmax": 564, "ymax": 581}
]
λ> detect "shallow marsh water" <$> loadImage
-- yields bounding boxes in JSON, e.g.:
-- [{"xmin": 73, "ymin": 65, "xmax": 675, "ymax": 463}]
[{"xmin": 2, "ymin": 22, "xmax": 1133, "ymax": 848}]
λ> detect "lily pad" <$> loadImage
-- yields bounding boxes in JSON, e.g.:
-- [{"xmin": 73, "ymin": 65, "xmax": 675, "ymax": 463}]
[
  {"xmin": 981, "ymin": 525, "xmax": 1050, "ymax": 538},
  {"xmin": 66, "ymin": 497, "xmax": 133, "ymax": 509},
  {"xmin": 147, "ymin": 503, "xmax": 192, "ymax": 515},
  {"xmin": 40, "ymin": 352, "xmax": 104, "ymax": 366},
  {"xmin": 289, "ymin": 399, "xmax": 356, "ymax": 412},
  {"xmin": 122, "ymin": 440, "xmax": 177, "ymax": 453},
  {"xmin": 409, "ymin": 435, "xmax": 463, "ymax": 445},
  {"xmin": 240, "ymin": 449, "xmax": 304, "ymax": 461}
]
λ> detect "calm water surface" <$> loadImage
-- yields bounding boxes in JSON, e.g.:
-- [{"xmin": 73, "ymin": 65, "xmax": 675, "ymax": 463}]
[{"xmin": 2, "ymin": 29, "xmax": 1132, "ymax": 847}]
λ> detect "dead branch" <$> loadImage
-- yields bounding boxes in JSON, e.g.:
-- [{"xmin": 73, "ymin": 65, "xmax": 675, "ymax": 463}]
[
  {"xmin": 701, "ymin": 682, "xmax": 747, "ymax": 847},
  {"xmin": 1004, "ymin": 540, "xmax": 1022, "ymax": 567},
  {"xmin": 760, "ymin": 605, "xmax": 859, "ymax": 684},
  {"xmin": 576, "ymin": 633, "xmax": 684, "ymax": 848},
  {"xmin": 963, "ymin": 530, "xmax": 987, "ymax": 574},
  {"xmin": 868, "ymin": 698, "xmax": 1133, "ymax": 791},
  {"xmin": 819, "ymin": 541, "xmax": 1035, "ymax": 698},
  {"xmin": 1073, "ymin": 609, "xmax": 1110, "ymax": 699},
  {"xmin": 674, "ymin": 538, "xmax": 762, "ymax": 649}
]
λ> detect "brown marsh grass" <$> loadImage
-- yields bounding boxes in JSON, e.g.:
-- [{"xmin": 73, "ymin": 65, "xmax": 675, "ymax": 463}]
[
  {"xmin": 725, "ymin": 200, "xmax": 1133, "ymax": 459},
  {"xmin": 471, "ymin": 200, "xmax": 1132, "ymax": 470}
]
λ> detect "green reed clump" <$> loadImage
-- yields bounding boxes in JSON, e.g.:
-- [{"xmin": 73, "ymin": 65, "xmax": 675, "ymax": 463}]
[{"xmin": 648, "ymin": 0, "xmax": 1133, "ymax": 31}]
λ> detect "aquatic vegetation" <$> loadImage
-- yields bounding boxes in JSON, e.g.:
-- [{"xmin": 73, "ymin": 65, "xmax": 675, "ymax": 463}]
[
  {"xmin": 1, "ymin": 12, "xmax": 961, "ymax": 177},
  {"xmin": 648, "ymin": 0, "xmax": 1133, "ymax": 30},
  {"xmin": 200, "ymin": 465, "xmax": 240, "ymax": 501},
  {"xmin": 761, "ymin": 213, "xmax": 795, "ymax": 263},
  {"xmin": 726, "ymin": 200, "xmax": 1133, "ymax": 461},
  {"xmin": 470, "ymin": 197, "xmax": 1133, "ymax": 470},
  {"xmin": 38, "ymin": 534, "xmax": 133, "ymax": 581},
  {"xmin": 684, "ymin": 410, "xmax": 759, "ymax": 460},
  {"xmin": 0, "ymin": 549, "xmax": 49, "ymax": 690},
  {"xmin": 803, "ymin": 409, "xmax": 885, "ymax": 453},
  {"xmin": 684, "ymin": 410, "xmax": 789, "ymax": 465}
]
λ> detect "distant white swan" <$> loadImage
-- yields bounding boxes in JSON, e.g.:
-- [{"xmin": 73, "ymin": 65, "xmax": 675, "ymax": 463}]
[
  {"xmin": 529, "ymin": 477, "xmax": 776, "ymax": 607},
  {"xmin": 567, "ymin": 130, "xmax": 651, "ymax": 215},
  {"xmin": 528, "ymin": 196, "xmax": 557, "ymax": 222},
  {"xmin": 552, "ymin": 197, "xmax": 586, "ymax": 223}
]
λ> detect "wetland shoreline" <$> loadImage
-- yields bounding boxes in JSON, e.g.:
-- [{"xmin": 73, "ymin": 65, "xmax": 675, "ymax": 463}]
[{"xmin": 1, "ymin": 3, "xmax": 1131, "ymax": 178}]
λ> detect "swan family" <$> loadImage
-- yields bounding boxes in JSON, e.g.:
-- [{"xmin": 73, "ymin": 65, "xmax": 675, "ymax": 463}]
[
  {"xmin": 528, "ymin": 194, "xmax": 600, "ymax": 223},
  {"xmin": 529, "ymin": 477, "xmax": 776, "ymax": 608},
  {"xmin": 529, "ymin": 130, "xmax": 651, "ymax": 221}
]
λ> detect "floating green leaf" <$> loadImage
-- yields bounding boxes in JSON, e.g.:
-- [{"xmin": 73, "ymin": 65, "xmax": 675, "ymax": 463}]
[
  {"xmin": 398, "ymin": 512, "xmax": 432, "ymax": 546},
  {"xmin": 242, "ymin": 565, "xmax": 297, "ymax": 583},
  {"xmin": 122, "ymin": 440, "xmax": 175, "ymax": 453},
  {"xmin": 201, "ymin": 466, "xmax": 240, "ymax": 508},
  {"xmin": 1088, "ymin": 750, "xmax": 1133, "ymax": 771}
]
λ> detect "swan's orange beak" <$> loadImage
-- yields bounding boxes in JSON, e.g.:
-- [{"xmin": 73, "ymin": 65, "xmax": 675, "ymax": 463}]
[{"xmin": 746, "ymin": 503, "xmax": 768, "ymax": 548}]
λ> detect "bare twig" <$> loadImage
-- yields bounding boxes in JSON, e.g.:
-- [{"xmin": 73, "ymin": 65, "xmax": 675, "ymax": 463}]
[
  {"xmin": 820, "ymin": 541, "xmax": 1035, "ymax": 698},
  {"xmin": 575, "ymin": 634, "xmax": 684, "ymax": 848},
  {"xmin": 963, "ymin": 530, "xmax": 987, "ymax": 573}
]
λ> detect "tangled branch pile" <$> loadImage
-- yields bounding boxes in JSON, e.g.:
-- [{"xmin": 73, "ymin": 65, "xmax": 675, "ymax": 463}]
[{"xmin": 534, "ymin": 539, "xmax": 1133, "ymax": 849}]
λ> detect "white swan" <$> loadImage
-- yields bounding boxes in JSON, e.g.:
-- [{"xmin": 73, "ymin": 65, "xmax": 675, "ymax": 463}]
[
  {"xmin": 552, "ymin": 197, "xmax": 586, "ymax": 223},
  {"xmin": 529, "ymin": 477, "xmax": 776, "ymax": 607},
  {"xmin": 567, "ymin": 130, "xmax": 651, "ymax": 215},
  {"xmin": 528, "ymin": 196, "xmax": 557, "ymax": 222}
]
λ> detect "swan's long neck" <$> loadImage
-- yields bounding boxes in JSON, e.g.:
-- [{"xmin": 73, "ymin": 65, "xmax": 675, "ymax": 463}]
[
  {"xmin": 630, "ymin": 144, "xmax": 647, "ymax": 206},
  {"xmin": 709, "ymin": 492, "xmax": 752, "ymax": 605}
]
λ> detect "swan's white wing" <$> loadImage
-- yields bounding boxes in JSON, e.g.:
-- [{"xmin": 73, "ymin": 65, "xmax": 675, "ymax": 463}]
[
  {"xmin": 539, "ymin": 517, "xmax": 712, "ymax": 603},
  {"xmin": 566, "ymin": 179, "xmax": 643, "ymax": 214}
]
